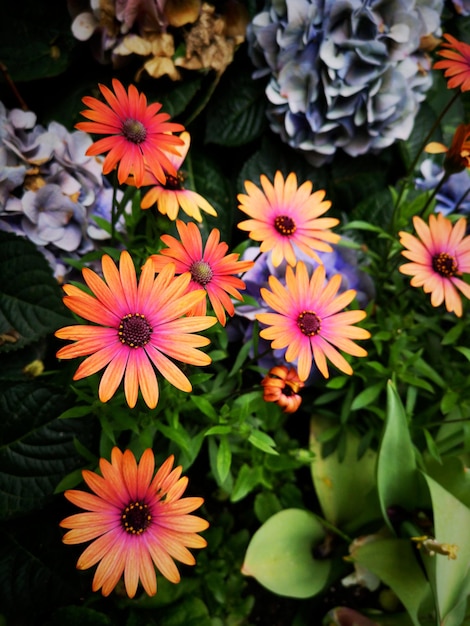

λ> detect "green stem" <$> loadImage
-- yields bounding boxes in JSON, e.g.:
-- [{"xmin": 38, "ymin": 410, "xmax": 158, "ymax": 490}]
[{"xmin": 394, "ymin": 90, "xmax": 460, "ymax": 211}]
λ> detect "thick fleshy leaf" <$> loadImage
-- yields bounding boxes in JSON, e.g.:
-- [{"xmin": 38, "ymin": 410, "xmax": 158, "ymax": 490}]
[
  {"xmin": 376, "ymin": 381, "xmax": 423, "ymax": 530},
  {"xmin": 242, "ymin": 508, "xmax": 331, "ymax": 598},
  {"xmin": 310, "ymin": 417, "xmax": 380, "ymax": 533},
  {"xmin": 0, "ymin": 380, "xmax": 94, "ymax": 519},
  {"xmin": 351, "ymin": 538, "xmax": 432, "ymax": 626},
  {"xmin": 0, "ymin": 231, "xmax": 72, "ymax": 353},
  {"xmin": 421, "ymin": 474, "xmax": 470, "ymax": 623}
]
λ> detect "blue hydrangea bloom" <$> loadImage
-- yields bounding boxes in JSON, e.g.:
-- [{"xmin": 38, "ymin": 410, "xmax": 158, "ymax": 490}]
[
  {"xmin": 247, "ymin": 0, "xmax": 443, "ymax": 165},
  {"xmin": 0, "ymin": 103, "xmax": 128, "ymax": 280},
  {"xmin": 415, "ymin": 158, "xmax": 470, "ymax": 217}
]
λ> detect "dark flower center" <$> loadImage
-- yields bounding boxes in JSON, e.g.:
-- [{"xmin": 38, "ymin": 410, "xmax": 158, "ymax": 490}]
[
  {"xmin": 121, "ymin": 501, "xmax": 152, "ymax": 535},
  {"xmin": 297, "ymin": 310, "xmax": 321, "ymax": 336},
  {"xmin": 432, "ymin": 252, "xmax": 458, "ymax": 278},
  {"xmin": 165, "ymin": 172, "xmax": 184, "ymax": 190},
  {"xmin": 274, "ymin": 215, "xmax": 297, "ymax": 236},
  {"xmin": 122, "ymin": 118, "xmax": 147, "ymax": 144},
  {"xmin": 118, "ymin": 314, "xmax": 152, "ymax": 348},
  {"xmin": 190, "ymin": 260, "xmax": 213, "ymax": 286}
]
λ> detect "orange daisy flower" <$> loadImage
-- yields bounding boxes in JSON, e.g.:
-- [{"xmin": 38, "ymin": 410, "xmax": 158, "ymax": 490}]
[
  {"xmin": 237, "ymin": 171, "xmax": 340, "ymax": 267},
  {"xmin": 434, "ymin": 34, "xmax": 470, "ymax": 92},
  {"xmin": 136, "ymin": 131, "xmax": 218, "ymax": 222},
  {"xmin": 60, "ymin": 448, "xmax": 209, "ymax": 598},
  {"xmin": 76, "ymin": 79, "xmax": 185, "ymax": 187},
  {"xmin": 151, "ymin": 220, "xmax": 254, "ymax": 326},
  {"xmin": 261, "ymin": 365, "xmax": 304, "ymax": 413},
  {"xmin": 55, "ymin": 250, "xmax": 216, "ymax": 409},
  {"xmin": 256, "ymin": 262, "xmax": 370, "ymax": 381},
  {"xmin": 425, "ymin": 124, "xmax": 470, "ymax": 174},
  {"xmin": 399, "ymin": 212, "xmax": 470, "ymax": 317}
]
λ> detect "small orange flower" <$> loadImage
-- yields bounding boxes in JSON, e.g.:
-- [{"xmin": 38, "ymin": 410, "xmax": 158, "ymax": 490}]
[
  {"xmin": 76, "ymin": 79, "xmax": 184, "ymax": 186},
  {"xmin": 55, "ymin": 250, "xmax": 216, "ymax": 409},
  {"xmin": 256, "ymin": 262, "xmax": 370, "ymax": 381},
  {"xmin": 425, "ymin": 124, "xmax": 470, "ymax": 174},
  {"xmin": 434, "ymin": 34, "xmax": 470, "ymax": 92},
  {"xmin": 151, "ymin": 220, "xmax": 254, "ymax": 325},
  {"xmin": 399, "ymin": 212, "xmax": 470, "ymax": 317},
  {"xmin": 261, "ymin": 365, "xmax": 304, "ymax": 413},
  {"xmin": 60, "ymin": 448, "xmax": 208, "ymax": 598},
  {"xmin": 136, "ymin": 131, "xmax": 217, "ymax": 222},
  {"xmin": 237, "ymin": 171, "xmax": 340, "ymax": 267}
]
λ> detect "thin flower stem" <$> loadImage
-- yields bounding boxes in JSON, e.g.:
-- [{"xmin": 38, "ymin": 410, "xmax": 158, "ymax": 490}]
[
  {"xmin": 455, "ymin": 184, "xmax": 470, "ymax": 212},
  {"xmin": 111, "ymin": 171, "xmax": 118, "ymax": 243},
  {"xmin": 394, "ymin": 90, "xmax": 460, "ymax": 211},
  {"xmin": 420, "ymin": 172, "xmax": 451, "ymax": 220}
]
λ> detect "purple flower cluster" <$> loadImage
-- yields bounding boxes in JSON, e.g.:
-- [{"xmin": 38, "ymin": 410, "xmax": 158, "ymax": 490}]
[
  {"xmin": 0, "ymin": 102, "xmax": 127, "ymax": 281},
  {"xmin": 247, "ymin": 0, "xmax": 443, "ymax": 165},
  {"xmin": 231, "ymin": 242, "xmax": 375, "ymax": 379}
]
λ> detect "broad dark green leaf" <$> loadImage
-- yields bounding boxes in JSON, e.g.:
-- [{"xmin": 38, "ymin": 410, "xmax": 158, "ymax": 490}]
[
  {"xmin": 0, "ymin": 380, "xmax": 94, "ymax": 519},
  {"xmin": 0, "ymin": 0, "xmax": 76, "ymax": 82},
  {"xmin": 0, "ymin": 514, "xmax": 79, "ymax": 619},
  {"xmin": 0, "ymin": 231, "xmax": 72, "ymax": 353},
  {"xmin": 205, "ymin": 70, "xmax": 268, "ymax": 147},
  {"xmin": 156, "ymin": 75, "xmax": 204, "ymax": 119},
  {"xmin": 186, "ymin": 149, "xmax": 234, "ymax": 240}
]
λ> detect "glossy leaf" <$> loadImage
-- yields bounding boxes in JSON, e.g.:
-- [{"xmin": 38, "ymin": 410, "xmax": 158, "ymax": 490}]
[
  {"xmin": 205, "ymin": 69, "xmax": 267, "ymax": 147},
  {"xmin": 0, "ymin": 380, "xmax": 93, "ymax": 519},
  {"xmin": 242, "ymin": 508, "xmax": 331, "ymax": 598},
  {"xmin": 0, "ymin": 232, "xmax": 71, "ymax": 353}
]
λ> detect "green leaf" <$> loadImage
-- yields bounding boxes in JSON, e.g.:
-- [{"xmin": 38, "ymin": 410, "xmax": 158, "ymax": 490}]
[
  {"xmin": 351, "ymin": 538, "xmax": 432, "ymax": 626},
  {"xmin": 45, "ymin": 606, "xmax": 113, "ymax": 626},
  {"xmin": 421, "ymin": 474, "xmax": 470, "ymax": 622},
  {"xmin": 0, "ymin": 0, "xmax": 77, "ymax": 81},
  {"xmin": 248, "ymin": 429, "xmax": 278, "ymax": 455},
  {"xmin": 0, "ymin": 380, "xmax": 94, "ymax": 518},
  {"xmin": 0, "ymin": 516, "xmax": 78, "ymax": 619},
  {"xmin": 187, "ymin": 150, "xmax": 234, "ymax": 241},
  {"xmin": 231, "ymin": 463, "xmax": 264, "ymax": 502},
  {"xmin": 190, "ymin": 395, "xmax": 219, "ymax": 421},
  {"xmin": 157, "ymin": 75, "xmax": 204, "ymax": 118},
  {"xmin": 310, "ymin": 417, "xmax": 380, "ymax": 533},
  {"xmin": 205, "ymin": 70, "xmax": 267, "ymax": 147},
  {"xmin": 351, "ymin": 382, "xmax": 385, "ymax": 411},
  {"xmin": 376, "ymin": 381, "xmax": 422, "ymax": 530},
  {"xmin": 241, "ymin": 508, "xmax": 331, "ymax": 598},
  {"xmin": 0, "ymin": 232, "xmax": 72, "ymax": 353},
  {"xmin": 217, "ymin": 435, "xmax": 232, "ymax": 484}
]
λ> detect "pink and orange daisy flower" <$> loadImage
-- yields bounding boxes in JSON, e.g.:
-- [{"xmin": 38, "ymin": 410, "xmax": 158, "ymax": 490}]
[
  {"xmin": 151, "ymin": 220, "xmax": 254, "ymax": 326},
  {"xmin": 399, "ymin": 212, "xmax": 470, "ymax": 317},
  {"xmin": 434, "ymin": 34, "xmax": 470, "ymax": 92},
  {"xmin": 237, "ymin": 171, "xmax": 340, "ymax": 267},
  {"xmin": 76, "ymin": 78, "xmax": 185, "ymax": 187},
  {"xmin": 256, "ymin": 262, "xmax": 370, "ymax": 381},
  {"xmin": 60, "ymin": 448, "xmax": 208, "ymax": 598},
  {"xmin": 136, "ymin": 131, "xmax": 218, "ymax": 222},
  {"xmin": 261, "ymin": 365, "xmax": 304, "ymax": 414},
  {"xmin": 55, "ymin": 250, "xmax": 217, "ymax": 409}
]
